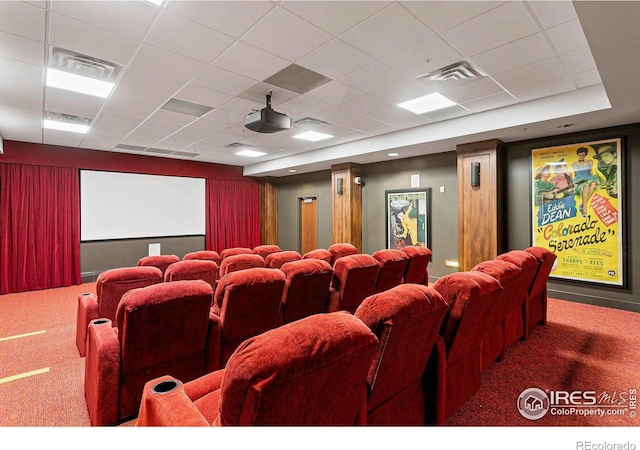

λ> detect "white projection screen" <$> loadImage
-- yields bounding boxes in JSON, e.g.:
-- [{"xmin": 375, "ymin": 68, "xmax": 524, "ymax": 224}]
[{"xmin": 80, "ymin": 170, "xmax": 206, "ymax": 241}]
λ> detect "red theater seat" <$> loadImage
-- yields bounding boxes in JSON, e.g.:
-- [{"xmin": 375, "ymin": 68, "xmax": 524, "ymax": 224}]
[
  {"xmin": 327, "ymin": 243, "xmax": 358, "ymax": 265},
  {"xmin": 425, "ymin": 271, "xmax": 502, "ymax": 424},
  {"xmin": 278, "ymin": 259, "xmax": 333, "ymax": 325},
  {"xmin": 75, "ymin": 266, "xmax": 163, "ymax": 357},
  {"xmin": 400, "ymin": 246, "xmax": 432, "ymax": 284},
  {"xmin": 355, "ymin": 284, "xmax": 448, "ymax": 425},
  {"xmin": 137, "ymin": 254, "xmax": 179, "ymax": 276},
  {"xmin": 137, "ymin": 312, "xmax": 378, "ymax": 426},
  {"xmin": 264, "ymin": 250, "xmax": 302, "ymax": 269},
  {"xmin": 183, "ymin": 250, "xmax": 222, "ymax": 266},
  {"xmin": 252, "ymin": 244, "xmax": 282, "ymax": 259},
  {"xmin": 209, "ymin": 268, "xmax": 285, "ymax": 368},
  {"xmin": 217, "ymin": 253, "xmax": 264, "ymax": 278},
  {"xmin": 83, "ymin": 280, "xmax": 214, "ymax": 426},
  {"xmin": 524, "ymin": 246, "xmax": 557, "ymax": 332},
  {"xmin": 328, "ymin": 254, "xmax": 379, "ymax": 314},
  {"xmin": 164, "ymin": 259, "xmax": 217, "ymax": 291},
  {"xmin": 220, "ymin": 247, "xmax": 252, "ymax": 259},
  {"xmin": 372, "ymin": 249, "xmax": 409, "ymax": 293},
  {"xmin": 302, "ymin": 248, "xmax": 332, "ymax": 263}
]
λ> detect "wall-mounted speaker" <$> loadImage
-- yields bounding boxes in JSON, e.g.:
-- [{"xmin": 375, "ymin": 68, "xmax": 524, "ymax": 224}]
[
  {"xmin": 470, "ymin": 162, "xmax": 480, "ymax": 187},
  {"xmin": 337, "ymin": 177, "xmax": 343, "ymax": 195}
]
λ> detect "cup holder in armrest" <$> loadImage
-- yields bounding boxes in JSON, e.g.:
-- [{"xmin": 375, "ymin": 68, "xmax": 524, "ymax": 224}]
[
  {"xmin": 151, "ymin": 379, "xmax": 180, "ymax": 394},
  {"xmin": 91, "ymin": 319, "xmax": 109, "ymax": 325}
]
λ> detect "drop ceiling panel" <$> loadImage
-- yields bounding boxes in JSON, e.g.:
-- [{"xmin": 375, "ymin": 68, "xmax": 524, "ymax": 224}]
[
  {"xmin": 545, "ymin": 19, "xmax": 590, "ymax": 55},
  {"xmin": 0, "ymin": 77, "xmax": 43, "ymax": 110},
  {"xmin": 127, "ymin": 44, "xmax": 206, "ymax": 83},
  {"xmin": 49, "ymin": 13, "xmax": 139, "ymax": 66},
  {"xmin": 165, "ymin": 1, "xmax": 273, "ymax": 38},
  {"xmin": 0, "ymin": 31, "xmax": 45, "ymax": 66},
  {"xmin": 282, "ymin": 1, "xmax": 391, "ymax": 36},
  {"xmin": 381, "ymin": 36, "xmax": 463, "ymax": 79},
  {"xmin": 528, "ymin": 1, "xmax": 578, "ymax": 29},
  {"xmin": 144, "ymin": 10, "xmax": 235, "ymax": 63},
  {"xmin": 510, "ymin": 76, "xmax": 576, "ymax": 103},
  {"xmin": 441, "ymin": 2, "xmax": 539, "ymax": 57},
  {"xmin": 439, "ymin": 77, "xmax": 505, "ymax": 104},
  {"xmin": 402, "ymin": 1, "xmax": 505, "ymax": 34},
  {"xmin": 45, "ymin": 88, "xmax": 104, "ymax": 119},
  {"xmin": 174, "ymin": 84, "xmax": 233, "ymax": 109},
  {"xmin": 191, "ymin": 66, "xmax": 257, "ymax": 97},
  {"xmin": 561, "ymin": 48, "xmax": 597, "ymax": 75},
  {"xmin": 342, "ymin": 115, "xmax": 398, "ymax": 134},
  {"xmin": 241, "ymin": 7, "xmax": 333, "ymax": 62},
  {"xmin": 341, "ymin": 3, "xmax": 433, "ymax": 59},
  {"xmin": 305, "ymin": 81, "xmax": 366, "ymax": 106},
  {"xmin": 0, "ymin": 57, "xmax": 43, "ymax": 85},
  {"xmin": 50, "ymin": 0, "xmax": 158, "ymax": 40},
  {"xmin": 297, "ymin": 38, "xmax": 375, "ymax": 80},
  {"xmin": 0, "ymin": 1, "xmax": 45, "ymax": 41},
  {"xmin": 43, "ymin": 129, "xmax": 85, "ymax": 147},
  {"xmin": 367, "ymin": 106, "xmax": 432, "ymax": 128},
  {"xmin": 471, "ymin": 33, "xmax": 555, "ymax": 76},
  {"xmin": 212, "ymin": 41, "xmax": 290, "ymax": 82},
  {"xmin": 340, "ymin": 62, "xmax": 412, "ymax": 94},
  {"xmin": 495, "ymin": 58, "xmax": 571, "ymax": 93},
  {"xmin": 339, "ymin": 94, "xmax": 390, "ymax": 115},
  {"xmin": 460, "ymin": 92, "xmax": 517, "ymax": 114}
]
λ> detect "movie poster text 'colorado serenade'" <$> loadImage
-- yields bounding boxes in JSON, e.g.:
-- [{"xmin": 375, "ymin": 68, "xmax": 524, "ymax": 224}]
[{"xmin": 531, "ymin": 138, "xmax": 623, "ymax": 286}]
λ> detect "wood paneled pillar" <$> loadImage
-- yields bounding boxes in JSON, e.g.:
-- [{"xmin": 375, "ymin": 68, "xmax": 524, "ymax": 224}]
[
  {"xmin": 259, "ymin": 178, "xmax": 278, "ymax": 245},
  {"xmin": 331, "ymin": 163, "xmax": 362, "ymax": 251},
  {"xmin": 457, "ymin": 139, "xmax": 505, "ymax": 271}
]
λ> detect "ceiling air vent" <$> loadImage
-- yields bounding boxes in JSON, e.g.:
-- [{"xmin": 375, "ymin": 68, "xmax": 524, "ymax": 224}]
[
  {"xmin": 225, "ymin": 142, "xmax": 253, "ymax": 149},
  {"xmin": 48, "ymin": 47, "xmax": 121, "ymax": 82},
  {"xmin": 294, "ymin": 117, "xmax": 330, "ymax": 127},
  {"xmin": 416, "ymin": 61, "xmax": 486, "ymax": 82}
]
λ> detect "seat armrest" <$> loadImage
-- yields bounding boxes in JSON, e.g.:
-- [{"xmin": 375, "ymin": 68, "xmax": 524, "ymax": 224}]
[
  {"xmin": 137, "ymin": 375, "xmax": 209, "ymax": 426},
  {"xmin": 205, "ymin": 312, "xmax": 222, "ymax": 373},
  {"xmin": 75, "ymin": 293, "xmax": 99, "ymax": 357},
  {"xmin": 84, "ymin": 318, "xmax": 120, "ymax": 426},
  {"xmin": 183, "ymin": 369, "xmax": 226, "ymax": 402}
]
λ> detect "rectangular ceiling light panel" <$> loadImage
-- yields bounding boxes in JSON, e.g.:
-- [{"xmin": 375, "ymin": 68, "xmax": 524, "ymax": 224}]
[{"xmin": 397, "ymin": 93, "xmax": 457, "ymax": 114}]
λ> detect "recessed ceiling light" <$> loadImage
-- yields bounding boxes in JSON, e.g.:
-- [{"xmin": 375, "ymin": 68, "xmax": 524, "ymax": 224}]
[
  {"xmin": 388, "ymin": 152, "xmax": 399, "ymax": 157},
  {"xmin": 43, "ymin": 119, "xmax": 90, "ymax": 134},
  {"xmin": 235, "ymin": 149, "xmax": 266, "ymax": 157},
  {"xmin": 288, "ymin": 169, "xmax": 297, "ymax": 173},
  {"xmin": 397, "ymin": 93, "xmax": 456, "ymax": 114},
  {"xmin": 293, "ymin": 131, "xmax": 333, "ymax": 142},
  {"xmin": 556, "ymin": 124, "xmax": 574, "ymax": 129},
  {"xmin": 46, "ymin": 68, "xmax": 115, "ymax": 98}
]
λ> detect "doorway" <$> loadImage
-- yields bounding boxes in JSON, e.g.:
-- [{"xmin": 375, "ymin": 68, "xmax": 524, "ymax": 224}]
[{"xmin": 299, "ymin": 197, "xmax": 317, "ymax": 254}]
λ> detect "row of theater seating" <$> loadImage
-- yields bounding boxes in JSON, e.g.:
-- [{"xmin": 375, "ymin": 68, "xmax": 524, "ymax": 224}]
[
  {"xmin": 76, "ymin": 243, "xmax": 433, "ymax": 425},
  {"xmin": 135, "ymin": 246, "xmax": 556, "ymax": 426}
]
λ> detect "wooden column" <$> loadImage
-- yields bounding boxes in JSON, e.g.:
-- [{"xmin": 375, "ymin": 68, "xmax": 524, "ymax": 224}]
[
  {"xmin": 331, "ymin": 163, "xmax": 362, "ymax": 251},
  {"xmin": 259, "ymin": 178, "xmax": 278, "ymax": 245},
  {"xmin": 457, "ymin": 139, "xmax": 505, "ymax": 271}
]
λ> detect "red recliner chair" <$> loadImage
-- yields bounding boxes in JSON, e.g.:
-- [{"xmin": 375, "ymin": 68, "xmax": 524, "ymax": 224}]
[
  {"xmin": 75, "ymin": 266, "xmax": 163, "ymax": 357},
  {"xmin": 471, "ymin": 259, "xmax": 523, "ymax": 371},
  {"xmin": 424, "ymin": 271, "xmax": 502, "ymax": 424},
  {"xmin": 372, "ymin": 248, "xmax": 410, "ymax": 293},
  {"xmin": 302, "ymin": 248, "xmax": 332, "ymax": 263},
  {"xmin": 328, "ymin": 243, "xmax": 358, "ymax": 265},
  {"xmin": 183, "ymin": 250, "xmax": 222, "ymax": 266},
  {"xmin": 164, "ymin": 259, "xmax": 217, "ymax": 291},
  {"xmin": 278, "ymin": 258, "xmax": 333, "ymax": 325},
  {"xmin": 401, "ymin": 246, "xmax": 432, "ymax": 284},
  {"xmin": 328, "ymin": 254, "xmax": 379, "ymax": 314},
  {"xmin": 83, "ymin": 279, "xmax": 214, "ymax": 426},
  {"xmin": 252, "ymin": 244, "xmax": 281, "ymax": 259},
  {"xmin": 209, "ymin": 267, "xmax": 286, "ymax": 369},
  {"xmin": 137, "ymin": 254, "xmax": 179, "ymax": 276},
  {"xmin": 496, "ymin": 249, "xmax": 540, "ymax": 344},
  {"xmin": 355, "ymin": 284, "xmax": 448, "ymax": 425},
  {"xmin": 217, "ymin": 253, "xmax": 264, "ymax": 278},
  {"xmin": 137, "ymin": 312, "xmax": 378, "ymax": 426},
  {"xmin": 219, "ymin": 247, "xmax": 252, "ymax": 259},
  {"xmin": 524, "ymin": 246, "xmax": 557, "ymax": 332},
  {"xmin": 264, "ymin": 250, "xmax": 302, "ymax": 269}
]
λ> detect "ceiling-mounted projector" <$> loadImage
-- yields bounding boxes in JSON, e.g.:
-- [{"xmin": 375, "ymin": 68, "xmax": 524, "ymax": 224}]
[{"xmin": 244, "ymin": 93, "xmax": 292, "ymax": 133}]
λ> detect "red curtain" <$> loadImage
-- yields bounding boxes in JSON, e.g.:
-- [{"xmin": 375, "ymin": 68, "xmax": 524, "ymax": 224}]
[
  {"xmin": 0, "ymin": 163, "xmax": 81, "ymax": 294},
  {"xmin": 206, "ymin": 178, "xmax": 261, "ymax": 252}
]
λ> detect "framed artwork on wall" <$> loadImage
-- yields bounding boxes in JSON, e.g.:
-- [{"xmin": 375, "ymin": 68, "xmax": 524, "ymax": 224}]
[
  {"xmin": 531, "ymin": 138, "xmax": 625, "ymax": 287},
  {"xmin": 385, "ymin": 188, "xmax": 431, "ymax": 250}
]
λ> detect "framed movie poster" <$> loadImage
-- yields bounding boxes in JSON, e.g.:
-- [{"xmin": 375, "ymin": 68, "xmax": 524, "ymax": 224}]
[
  {"xmin": 386, "ymin": 188, "xmax": 431, "ymax": 250},
  {"xmin": 531, "ymin": 138, "xmax": 624, "ymax": 286}
]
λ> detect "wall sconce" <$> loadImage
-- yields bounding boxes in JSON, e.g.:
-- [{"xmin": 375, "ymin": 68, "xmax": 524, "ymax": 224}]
[
  {"xmin": 337, "ymin": 177, "xmax": 343, "ymax": 195},
  {"xmin": 470, "ymin": 162, "xmax": 480, "ymax": 187}
]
